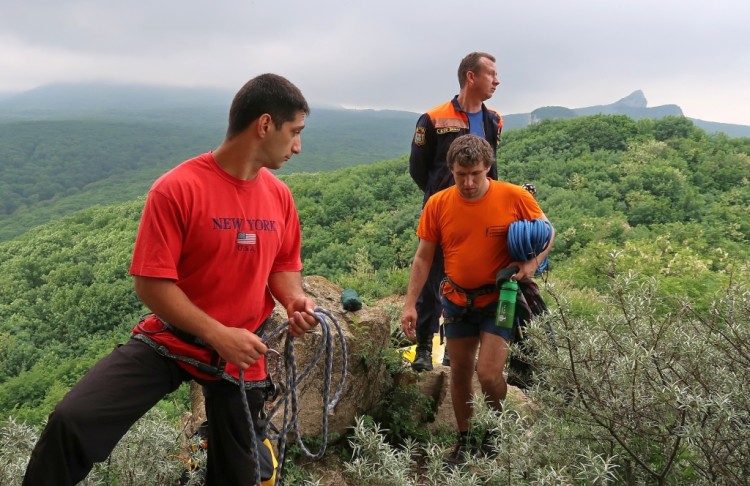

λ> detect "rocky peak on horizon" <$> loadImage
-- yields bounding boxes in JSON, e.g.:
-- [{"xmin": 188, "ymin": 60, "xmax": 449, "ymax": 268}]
[
  {"xmin": 613, "ymin": 90, "xmax": 648, "ymax": 108},
  {"xmin": 518, "ymin": 89, "xmax": 684, "ymax": 128}
]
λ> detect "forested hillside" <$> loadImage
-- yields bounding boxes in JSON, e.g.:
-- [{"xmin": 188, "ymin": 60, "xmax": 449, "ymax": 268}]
[
  {"xmin": 4, "ymin": 82, "xmax": 749, "ymax": 246},
  {"xmin": 1, "ymin": 115, "xmax": 749, "ymax": 484},
  {"xmin": 0, "ymin": 107, "xmax": 416, "ymax": 241},
  {"xmin": 0, "ymin": 120, "xmax": 221, "ymax": 226}
]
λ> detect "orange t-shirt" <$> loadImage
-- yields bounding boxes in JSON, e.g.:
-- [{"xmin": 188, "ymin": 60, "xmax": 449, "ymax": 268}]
[{"xmin": 417, "ymin": 179, "xmax": 544, "ymax": 308}]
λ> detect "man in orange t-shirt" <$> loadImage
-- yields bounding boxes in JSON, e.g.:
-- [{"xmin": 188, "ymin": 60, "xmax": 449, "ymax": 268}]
[{"xmin": 401, "ymin": 134, "xmax": 554, "ymax": 466}]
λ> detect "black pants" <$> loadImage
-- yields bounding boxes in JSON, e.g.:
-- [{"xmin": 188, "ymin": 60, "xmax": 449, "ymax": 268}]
[
  {"xmin": 23, "ymin": 339, "xmax": 265, "ymax": 486},
  {"xmin": 415, "ymin": 244, "xmax": 445, "ymax": 343}
]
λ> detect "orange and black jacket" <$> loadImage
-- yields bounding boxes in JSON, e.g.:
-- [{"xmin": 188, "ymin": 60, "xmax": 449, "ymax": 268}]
[{"xmin": 409, "ymin": 95, "xmax": 503, "ymax": 205}]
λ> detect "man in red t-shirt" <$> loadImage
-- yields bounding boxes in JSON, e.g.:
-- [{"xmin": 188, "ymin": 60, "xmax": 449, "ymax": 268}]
[
  {"xmin": 401, "ymin": 134, "xmax": 554, "ymax": 466},
  {"xmin": 24, "ymin": 74, "xmax": 319, "ymax": 485}
]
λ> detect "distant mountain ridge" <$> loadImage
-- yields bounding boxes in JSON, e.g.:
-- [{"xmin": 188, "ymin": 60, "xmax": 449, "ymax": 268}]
[
  {"xmin": 0, "ymin": 85, "xmax": 418, "ymax": 241},
  {"xmin": 502, "ymin": 89, "xmax": 750, "ymax": 137},
  {"xmin": 1, "ymin": 83, "xmax": 748, "ymax": 137}
]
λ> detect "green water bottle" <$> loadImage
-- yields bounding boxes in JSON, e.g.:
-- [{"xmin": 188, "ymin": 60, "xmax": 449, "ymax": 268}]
[
  {"xmin": 341, "ymin": 288, "xmax": 362, "ymax": 311},
  {"xmin": 495, "ymin": 266, "xmax": 520, "ymax": 329}
]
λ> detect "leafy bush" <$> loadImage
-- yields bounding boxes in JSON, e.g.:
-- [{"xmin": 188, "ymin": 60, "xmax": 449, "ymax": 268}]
[
  {"xmin": 369, "ymin": 382, "xmax": 435, "ymax": 446},
  {"xmin": 346, "ymin": 250, "xmax": 750, "ymax": 485},
  {"xmin": 525, "ymin": 255, "xmax": 750, "ymax": 484},
  {"xmin": 0, "ymin": 418, "xmax": 37, "ymax": 486},
  {"xmin": 346, "ymin": 400, "xmax": 617, "ymax": 485},
  {"xmin": 0, "ymin": 410, "xmax": 190, "ymax": 486}
]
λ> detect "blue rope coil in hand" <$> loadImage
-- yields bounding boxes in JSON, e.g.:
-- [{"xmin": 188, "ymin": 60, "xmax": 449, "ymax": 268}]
[
  {"xmin": 507, "ymin": 219, "xmax": 554, "ymax": 274},
  {"xmin": 239, "ymin": 307, "xmax": 348, "ymax": 486}
]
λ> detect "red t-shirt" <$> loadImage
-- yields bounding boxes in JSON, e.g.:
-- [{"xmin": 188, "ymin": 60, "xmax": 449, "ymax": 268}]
[
  {"xmin": 130, "ymin": 153, "xmax": 302, "ymax": 381},
  {"xmin": 417, "ymin": 179, "xmax": 543, "ymax": 308}
]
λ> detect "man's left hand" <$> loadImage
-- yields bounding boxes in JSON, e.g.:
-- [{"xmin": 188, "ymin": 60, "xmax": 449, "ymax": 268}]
[
  {"xmin": 512, "ymin": 259, "xmax": 539, "ymax": 282},
  {"xmin": 286, "ymin": 297, "xmax": 318, "ymax": 337}
]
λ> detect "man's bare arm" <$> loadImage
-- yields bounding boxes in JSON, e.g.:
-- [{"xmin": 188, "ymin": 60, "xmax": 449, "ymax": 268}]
[{"xmin": 400, "ymin": 239, "xmax": 437, "ymax": 339}]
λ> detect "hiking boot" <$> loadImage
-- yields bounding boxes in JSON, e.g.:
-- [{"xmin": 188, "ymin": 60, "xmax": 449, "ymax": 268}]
[
  {"xmin": 411, "ymin": 343, "xmax": 433, "ymax": 372},
  {"xmin": 443, "ymin": 435, "xmax": 470, "ymax": 468},
  {"xmin": 477, "ymin": 431, "xmax": 499, "ymax": 458}
]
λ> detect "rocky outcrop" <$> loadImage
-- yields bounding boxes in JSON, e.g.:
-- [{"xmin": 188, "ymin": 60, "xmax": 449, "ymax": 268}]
[
  {"xmin": 404, "ymin": 363, "xmax": 532, "ymax": 433},
  {"xmin": 614, "ymin": 90, "xmax": 648, "ymax": 108}
]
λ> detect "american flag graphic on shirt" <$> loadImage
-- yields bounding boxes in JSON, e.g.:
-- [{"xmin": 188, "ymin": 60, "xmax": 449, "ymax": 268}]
[{"xmin": 237, "ymin": 232, "xmax": 257, "ymax": 245}]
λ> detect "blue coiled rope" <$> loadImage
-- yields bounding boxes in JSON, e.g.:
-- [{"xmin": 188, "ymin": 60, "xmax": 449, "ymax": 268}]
[
  {"xmin": 507, "ymin": 219, "xmax": 554, "ymax": 274},
  {"xmin": 239, "ymin": 307, "xmax": 348, "ymax": 486}
]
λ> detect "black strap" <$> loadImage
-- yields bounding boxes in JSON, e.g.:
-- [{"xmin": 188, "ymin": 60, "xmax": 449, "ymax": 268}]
[
  {"xmin": 157, "ymin": 315, "xmax": 211, "ymax": 348},
  {"xmin": 442, "ymin": 276, "xmax": 497, "ymax": 309}
]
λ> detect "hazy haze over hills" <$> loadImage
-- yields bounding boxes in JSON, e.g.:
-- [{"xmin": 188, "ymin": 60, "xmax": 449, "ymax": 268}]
[
  {"xmin": 1, "ymin": 1, "xmax": 748, "ymax": 127},
  {"xmin": 1, "ymin": 83, "xmax": 748, "ymax": 137}
]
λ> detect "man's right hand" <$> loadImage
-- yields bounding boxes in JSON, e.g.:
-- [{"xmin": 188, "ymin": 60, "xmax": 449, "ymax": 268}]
[
  {"xmin": 401, "ymin": 307, "xmax": 418, "ymax": 340},
  {"xmin": 211, "ymin": 326, "xmax": 268, "ymax": 370}
]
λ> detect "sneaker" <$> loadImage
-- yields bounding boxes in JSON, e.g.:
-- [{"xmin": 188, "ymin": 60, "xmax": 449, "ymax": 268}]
[{"xmin": 411, "ymin": 344, "xmax": 433, "ymax": 372}]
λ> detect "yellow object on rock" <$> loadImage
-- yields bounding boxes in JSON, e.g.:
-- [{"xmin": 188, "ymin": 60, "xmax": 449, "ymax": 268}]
[{"xmin": 399, "ymin": 334, "xmax": 445, "ymax": 365}]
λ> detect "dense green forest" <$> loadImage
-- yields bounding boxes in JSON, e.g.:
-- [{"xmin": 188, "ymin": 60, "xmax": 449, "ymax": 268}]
[
  {"xmin": 2, "ymin": 114, "xmax": 748, "ymax": 421},
  {"xmin": 0, "ymin": 107, "xmax": 416, "ymax": 241},
  {"xmin": 1, "ymin": 115, "xmax": 749, "ymax": 483},
  {"xmin": 0, "ymin": 120, "xmax": 220, "ymax": 217}
]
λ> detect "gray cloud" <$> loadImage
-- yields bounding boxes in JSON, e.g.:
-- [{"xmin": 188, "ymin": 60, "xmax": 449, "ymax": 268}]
[{"xmin": 1, "ymin": 0, "xmax": 748, "ymax": 124}]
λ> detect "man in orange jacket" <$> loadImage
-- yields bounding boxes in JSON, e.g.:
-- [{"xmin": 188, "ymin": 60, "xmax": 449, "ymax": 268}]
[{"xmin": 408, "ymin": 52, "xmax": 503, "ymax": 371}]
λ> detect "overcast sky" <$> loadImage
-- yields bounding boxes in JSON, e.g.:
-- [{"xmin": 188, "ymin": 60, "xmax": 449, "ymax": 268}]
[{"xmin": 1, "ymin": 0, "xmax": 748, "ymax": 125}]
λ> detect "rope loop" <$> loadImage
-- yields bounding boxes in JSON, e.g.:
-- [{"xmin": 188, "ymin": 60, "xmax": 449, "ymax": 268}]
[
  {"xmin": 507, "ymin": 218, "xmax": 554, "ymax": 274},
  {"xmin": 240, "ymin": 307, "xmax": 348, "ymax": 485}
]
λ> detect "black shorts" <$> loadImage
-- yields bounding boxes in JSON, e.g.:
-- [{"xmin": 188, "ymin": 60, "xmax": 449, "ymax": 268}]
[{"xmin": 442, "ymin": 296, "xmax": 513, "ymax": 341}]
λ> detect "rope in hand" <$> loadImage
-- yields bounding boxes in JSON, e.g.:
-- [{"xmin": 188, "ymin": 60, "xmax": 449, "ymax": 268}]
[
  {"xmin": 507, "ymin": 219, "xmax": 554, "ymax": 274},
  {"xmin": 238, "ymin": 306, "xmax": 348, "ymax": 486}
]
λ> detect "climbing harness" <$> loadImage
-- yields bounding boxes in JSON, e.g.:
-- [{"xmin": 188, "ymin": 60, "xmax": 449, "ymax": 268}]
[
  {"xmin": 507, "ymin": 218, "xmax": 554, "ymax": 274},
  {"xmin": 134, "ymin": 318, "xmax": 265, "ymax": 390},
  {"xmin": 133, "ymin": 307, "xmax": 348, "ymax": 486},
  {"xmin": 438, "ymin": 216, "xmax": 552, "ymax": 312}
]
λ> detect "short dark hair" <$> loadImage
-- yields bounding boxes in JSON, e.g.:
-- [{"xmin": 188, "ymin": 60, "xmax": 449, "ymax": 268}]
[
  {"xmin": 457, "ymin": 52, "xmax": 495, "ymax": 89},
  {"xmin": 447, "ymin": 134, "xmax": 494, "ymax": 169},
  {"xmin": 226, "ymin": 73, "xmax": 310, "ymax": 139}
]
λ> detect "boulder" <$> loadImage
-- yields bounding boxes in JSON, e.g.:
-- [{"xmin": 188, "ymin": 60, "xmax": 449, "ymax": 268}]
[{"xmin": 181, "ymin": 275, "xmax": 536, "ymax": 448}]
